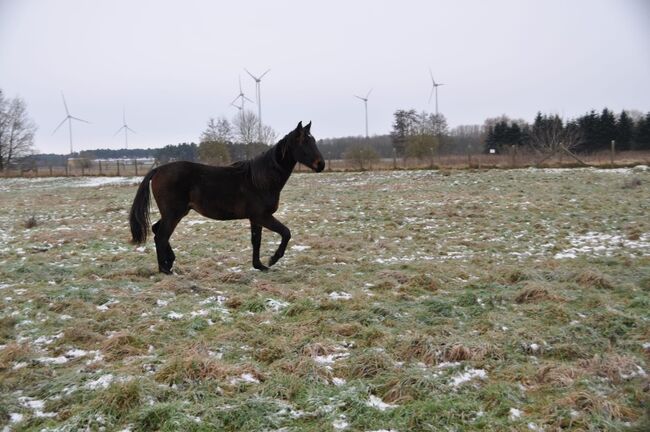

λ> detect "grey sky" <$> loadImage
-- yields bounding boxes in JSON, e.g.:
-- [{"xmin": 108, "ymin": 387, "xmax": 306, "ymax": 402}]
[{"xmin": 1, "ymin": 0, "xmax": 649, "ymax": 155}]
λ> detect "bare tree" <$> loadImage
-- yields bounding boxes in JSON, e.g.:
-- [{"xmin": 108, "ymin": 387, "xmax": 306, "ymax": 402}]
[
  {"xmin": 344, "ymin": 143, "xmax": 379, "ymax": 170},
  {"xmin": 0, "ymin": 92, "xmax": 37, "ymax": 171},
  {"xmin": 529, "ymin": 117, "xmax": 585, "ymax": 165},
  {"xmin": 200, "ymin": 116, "xmax": 233, "ymax": 143}
]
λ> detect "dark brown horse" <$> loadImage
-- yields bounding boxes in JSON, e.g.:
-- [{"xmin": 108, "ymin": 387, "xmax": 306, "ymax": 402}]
[{"xmin": 129, "ymin": 121, "xmax": 324, "ymax": 273}]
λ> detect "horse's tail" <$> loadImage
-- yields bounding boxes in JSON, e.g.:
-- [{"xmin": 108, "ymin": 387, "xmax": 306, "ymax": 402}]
[{"xmin": 129, "ymin": 168, "xmax": 158, "ymax": 244}]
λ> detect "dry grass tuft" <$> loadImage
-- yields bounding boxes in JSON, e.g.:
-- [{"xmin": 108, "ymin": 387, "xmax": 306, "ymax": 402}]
[
  {"xmin": 443, "ymin": 343, "xmax": 503, "ymax": 362},
  {"xmin": 331, "ymin": 323, "xmax": 363, "ymax": 337},
  {"xmin": 24, "ymin": 215, "xmax": 38, "ymax": 229},
  {"xmin": 397, "ymin": 334, "xmax": 439, "ymax": 365},
  {"xmin": 155, "ymin": 353, "xmax": 231, "ymax": 384},
  {"xmin": 535, "ymin": 363, "xmax": 582, "ymax": 387},
  {"xmin": 0, "ymin": 343, "xmax": 33, "ymax": 368},
  {"xmin": 346, "ymin": 350, "xmax": 394, "ymax": 379},
  {"xmin": 558, "ymin": 391, "xmax": 637, "ymax": 421},
  {"xmin": 579, "ymin": 354, "xmax": 647, "ymax": 384},
  {"xmin": 574, "ymin": 270, "xmax": 614, "ymax": 290},
  {"xmin": 61, "ymin": 326, "xmax": 104, "ymax": 346},
  {"xmin": 0, "ymin": 316, "xmax": 18, "ymax": 342},
  {"xmin": 514, "ymin": 282, "xmax": 560, "ymax": 304},
  {"xmin": 101, "ymin": 332, "xmax": 146, "ymax": 361}
]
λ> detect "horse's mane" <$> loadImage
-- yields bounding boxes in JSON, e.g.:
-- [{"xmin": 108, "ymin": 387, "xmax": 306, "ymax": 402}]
[{"xmin": 230, "ymin": 130, "xmax": 295, "ymax": 190}]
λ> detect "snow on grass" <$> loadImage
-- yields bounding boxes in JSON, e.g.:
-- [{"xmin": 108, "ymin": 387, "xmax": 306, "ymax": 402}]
[
  {"xmin": 84, "ymin": 374, "xmax": 116, "ymax": 390},
  {"xmin": 74, "ymin": 177, "xmax": 141, "ymax": 188},
  {"xmin": 554, "ymin": 231, "xmax": 650, "ymax": 259},
  {"xmin": 450, "ymin": 368, "xmax": 488, "ymax": 387},
  {"xmin": 328, "ymin": 291, "xmax": 352, "ymax": 300},
  {"xmin": 266, "ymin": 298, "xmax": 290, "ymax": 311},
  {"xmin": 366, "ymin": 395, "xmax": 398, "ymax": 411},
  {"xmin": 166, "ymin": 311, "xmax": 184, "ymax": 320},
  {"xmin": 509, "ymin": 408, "xmax": 523, "ymax": 420}
]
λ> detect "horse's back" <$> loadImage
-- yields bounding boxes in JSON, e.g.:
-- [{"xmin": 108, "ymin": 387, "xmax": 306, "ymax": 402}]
[{"xmin": 150, "ymin": 161, "xmax": 249, "ymax": 220}]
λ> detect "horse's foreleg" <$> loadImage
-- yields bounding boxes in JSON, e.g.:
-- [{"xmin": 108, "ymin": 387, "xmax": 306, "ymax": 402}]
[
  {"xmin": 257, "ymin": 216, "xmax": 291, "ymax": 267},
  {"xmin": 250, "ymin": 221, "xmax": 268, "ymax": 271}
]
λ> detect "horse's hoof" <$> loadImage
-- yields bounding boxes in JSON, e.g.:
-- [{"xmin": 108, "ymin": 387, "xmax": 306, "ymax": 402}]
[
  {"xmin": 269, "ymin": 255, "xmax": 280, "ymax": 266},
  {"xmin": 253, "ymin": 263, "xmax": 269, "ymax": 271},
  {"xmin": 159, "ymin": 266, "xmax": 173, "ymax": 275}
]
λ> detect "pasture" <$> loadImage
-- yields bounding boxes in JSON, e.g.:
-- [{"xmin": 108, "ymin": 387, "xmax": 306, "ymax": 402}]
[{"xmin": 0, "ymin": 167, "xmax": 649, "ymax": 431}]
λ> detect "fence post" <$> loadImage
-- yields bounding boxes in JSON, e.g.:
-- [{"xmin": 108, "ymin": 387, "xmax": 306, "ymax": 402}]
[
  {"xmin": 99, "ymin": 161, "xmax": 103, "ymax": 175},
  {"xmin": 511, "ymin": 145, "xmax": 516, "ymax": 168},
  {"xmin": 65, "ymin": 164, "xmax": 69, "ymax": 177},
  {"xmin": 49, "ymin": 165, "xmax": 53, "ymax": 176},
  {"xmin": 117, "ymin": 161, "xmax": 121, "ymax": 176},
  {"xmin": 610, "ymin": 140, "xmax": 615, "ymax": 167},
  {"xmin": 393, "ymin": 147, "xmax": 397, "ymax": 170},
  {"xmin": 81, "ymin": 165, "xmax": 85, "ymax": 176},
  {"xmin": 134, "ymin": 159, "xmax": 138, "ymax": 176}
]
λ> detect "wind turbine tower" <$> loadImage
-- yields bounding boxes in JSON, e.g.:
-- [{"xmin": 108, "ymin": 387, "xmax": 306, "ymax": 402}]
[
  {"xmin": 429, "ymin": 69, "xmax": 445, "ymax": 116},
  {"xmin": 354, "ymin": 89, "xmax": 372, "ymax": 138},
  {"xmin": 244, "ymin": 68, "xmax": 270, "ymax": 142},
  {"xmin": 114, "ymin": 107, "xmax": 136, "ymax": 149},
  {"xmin": 52, "ymin": 92, "xmax": 90, "ymax": 154}
]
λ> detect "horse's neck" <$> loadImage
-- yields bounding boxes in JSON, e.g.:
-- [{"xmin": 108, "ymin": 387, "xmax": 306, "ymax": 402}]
[{"xmin": 272, "ymin": 143, "xmax": 296, "ymax": 188}]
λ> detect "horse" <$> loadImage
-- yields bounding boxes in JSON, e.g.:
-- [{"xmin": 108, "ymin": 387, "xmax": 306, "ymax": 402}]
[{"xmin": 129, "ymin": 121, "xmax": 324, "ymax": 274}]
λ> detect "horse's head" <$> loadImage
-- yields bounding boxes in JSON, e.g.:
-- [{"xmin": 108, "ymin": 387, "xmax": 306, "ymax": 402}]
[{"xmin": 291, "ymin": 121, "xmax": 325, "ymax": 172}]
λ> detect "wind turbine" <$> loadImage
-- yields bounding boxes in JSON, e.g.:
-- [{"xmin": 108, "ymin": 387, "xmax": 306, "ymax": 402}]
[
  {"xmin": 244, "ymin": 68, "xmax": 270, "ymax": 142},
  {"xmin": 230, "ymin": 76, "xmax": 254, "ymax": 118},
  {"xmin": 428, "ymin": 69, "xmax": 445, "ymax": 116},
  {"xmin": 114, "ymin": 107, "xmax": 136, "ymax": 149},
  {"xmin": 52, "ymin": 92, "xmax": 90, "ymax": 154},
  {"xmin": 354, "ymin": 88, "xmax": 372, "ymax": 138}
]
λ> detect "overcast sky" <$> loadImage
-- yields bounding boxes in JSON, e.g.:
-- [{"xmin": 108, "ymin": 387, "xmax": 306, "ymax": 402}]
[{"xmin": 1, "ymin": 0, "xmax": 649, "ymax": 154}]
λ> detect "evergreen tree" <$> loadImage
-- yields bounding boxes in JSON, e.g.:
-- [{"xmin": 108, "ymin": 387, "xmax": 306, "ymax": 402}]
[
  {"xmin": 616, "ymin": 110, "xmax": 634, "ymax": 151},
  {"xmin": 635, "ymin": 112, "xmax": 650, "ymax": 150},
  {"xmin": 597, "ymin": 108, "xmax": 617, "ymax": 150}
]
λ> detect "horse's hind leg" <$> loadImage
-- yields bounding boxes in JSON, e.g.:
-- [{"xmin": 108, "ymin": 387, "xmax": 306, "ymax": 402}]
[
  {"xmin": 154, "ymin": 213, "xmax": 184, "ymax": 274},
  {"xmin": 250, "ymin": 221, "xmax": 268, "ymax": 271}
]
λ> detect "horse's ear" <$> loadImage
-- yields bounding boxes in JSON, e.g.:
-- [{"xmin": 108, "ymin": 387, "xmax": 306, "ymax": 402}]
[
  {"xmin": 296, "ymin": 121, "xmax": 303, "ymax": 132},
  {"xmin": 305, "ymin": 121, "xmax": 311, "ymax": 133}
]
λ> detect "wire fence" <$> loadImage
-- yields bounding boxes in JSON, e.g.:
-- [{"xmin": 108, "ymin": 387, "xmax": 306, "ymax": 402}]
[{"xmin": 2, "ymin": 151, "xmax": 649, "ymax": 178}]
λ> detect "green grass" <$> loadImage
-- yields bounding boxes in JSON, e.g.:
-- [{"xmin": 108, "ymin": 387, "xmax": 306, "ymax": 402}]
[{"xmin": 0, "ymin": 167, "xmax": 649, "ymax": 431}]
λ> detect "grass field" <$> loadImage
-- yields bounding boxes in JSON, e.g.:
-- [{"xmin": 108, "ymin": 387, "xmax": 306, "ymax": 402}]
[{"xmin": 1, "ymin": 167, "xmax": 649, "ymax": 431}]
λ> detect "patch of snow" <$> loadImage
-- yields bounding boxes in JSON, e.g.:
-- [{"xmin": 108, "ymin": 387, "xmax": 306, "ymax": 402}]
[
  {"xmin": 12, "ymin": 361, "xmax": 28, "ymax": 370},
  {"xmin": 190, "ymin": 309, "xmax": 209, "ymax": 317},
  {"xmin": 366, "ymin": 395, "xmax": 398, "ymax": 411},
  {"xmin": 73, "ymin": 177, "xmax": 141, "ymax": 188},
  {"xmin": 291, "ymin": 245, "xmax": 311, "ymax": 251},
  {"xmin": 620, "ymin": 365, "xmax": 647, "ymax": 380},
  {"xmin": 167, "ymin": 311, "xmax": 184, "ymax": 320},
  {"xmin": 436, "ymin": 361, "xmax": 461, "ymax": 369},
  {"xmin": 528, "ymin": 422, "xmax": 543, "ymax": 431},
  {"xmin": 36, "ymin": 356, "xmax": 69, "ymax": 365},
  {"xmin": 97, "ymin": 299, "xmax": 120, "ymax": 311},
  {"xmin": 266, "ymin": 298, "xmax": 290, "ymax": 311},
  {"xmin": 450, "ymin": 368, "xmax": 487, "ymax": 387},
  {"xmin": 642, "ymin": 342, "xmax": 650, "ymax": 350},
  {"xmin": 85, "ymin": 374, "xmax": 114, "ymax": 390},
  {"xmin": 333, "ymin": 415, "xmax": 349, "ymax": 430},
  {"xmin": 9, "ymin": 412, "xmax": 23, "ymax": 423},
  {"xmin": 229, "ymin": 373, "xmax": 260, "ymax": 385},
  {"xmin": 328, "ymin": 291, "xmax": 352, "ymax": 300},
  {"xmin": 332, "ymin": 377, "xmax": 347, "ymax": 386},
  {"xmin": 509, "ymin": 408, "xmax": 523, "ymax": 420},
  {"xmin": 186, "ymin": 220, "xmax": 207, "ymax": 226},
  {"xmin": 156, "ymin": 299, "xmax": 169, "ymax": 307}
]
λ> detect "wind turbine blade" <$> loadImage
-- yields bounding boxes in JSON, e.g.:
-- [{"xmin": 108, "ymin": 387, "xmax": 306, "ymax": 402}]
[
  {"xmin": 429, "ymin": 68, "xmax": 435, "ymax": 84},
  {"xmin": 244, "ymin": 95, "xmax": 254, "ymax": 103},
  {"xmin": 70, "ymin": 116, "xmax": 90, "ymax": 124},
  {"xmin": 230, "ymin": 102, "xmax": 242, "ymax": 110},
  {"xmin": 366, "ymin": 88, "xmax": 373, "ymax": 98},
  {"xmin": 259, "ymin": 68, "xmax": 271, "ymax": 79},
  {"xmin": 354, "ymin": 95, "xmax": 365, "ymax": 101},
  {"xmin": 114, "ymin": 126, "xmax": 125, "ymax": 136},
  {"xmin": 230, "ymin": 94, "xmax": 241, "ymax": 105},
  {"xmin": 52, "ymin": 117, "xmax": 68, "ymax": 134},
  {"xmin": 437, "ymin": 83, "xmax": 445, "ymax": 86},
  {"xmin": 244, "ymin": 68, "xmax": 257, "ymax": 80},
  {"xmin": 61, "ymin": 92, "xmax": 70, "ymax": 115},
  {"xmin": 127, "ymin": 127, "xmax": 136, "ymax": 134}
]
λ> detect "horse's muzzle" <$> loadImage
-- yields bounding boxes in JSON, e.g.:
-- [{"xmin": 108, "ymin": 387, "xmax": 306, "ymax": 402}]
[{"xmin": 312, "ymin": 160, "xmax": 325, "ymax": 172}]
